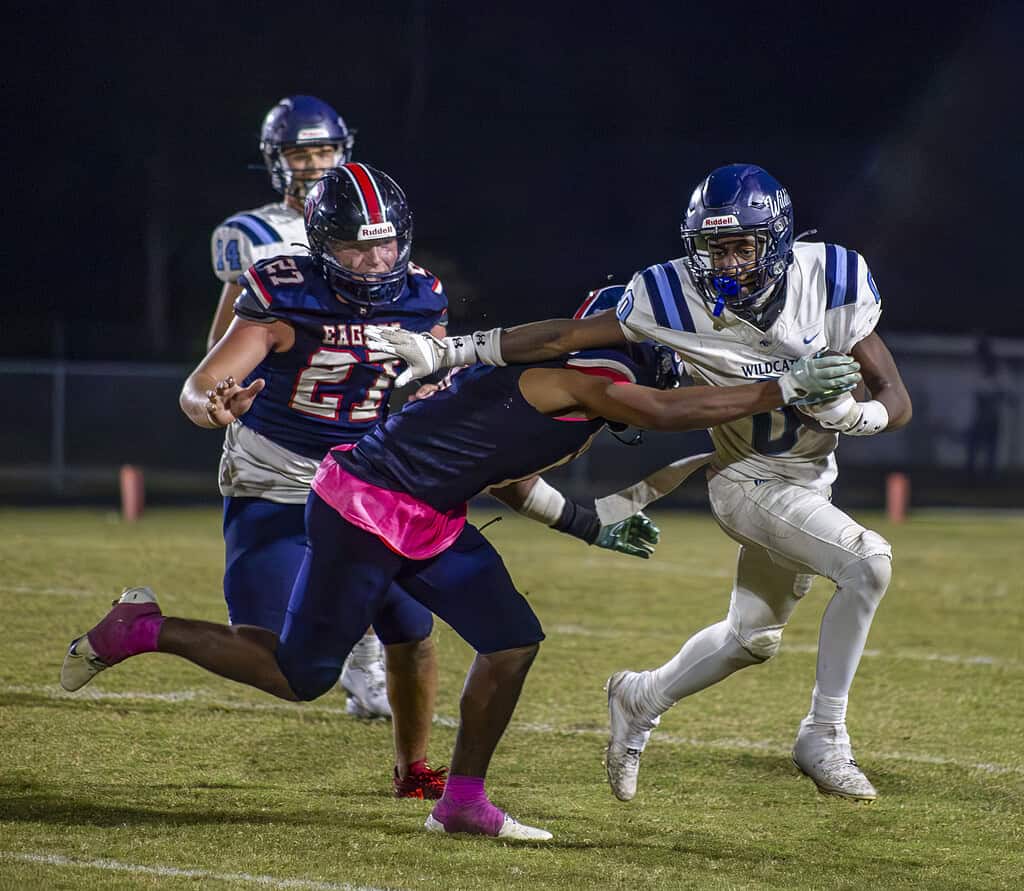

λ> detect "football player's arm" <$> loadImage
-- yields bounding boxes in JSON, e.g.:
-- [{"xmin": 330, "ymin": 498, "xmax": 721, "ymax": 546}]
[
  {"xmin": 520, "ymin": 353, "xmax": 862, "ymax": 432},
  {"xmin": 851, "ymin": 333, "xmax": 912, "ymax": 430},
  {"xmin": 488, "ymin": 476, "xmax": 659, "ymax": 559},
  {"xmin": 207, "ymin": 282, "xmax": 244, "ymax": 351},
  {"xmin": 364, "ymin": 310, "xmax": 628, "ymax": 381},
  {"xmin": 180, "ymin": 317, "xmax": 292, "ymax": 429},
  {"xmin": 563, "ymin": 374, "xmax": 784, "ymax": 432},
  {"xmin": 800, "ymin": 334, "xmax": 912, "ymax": 435}
]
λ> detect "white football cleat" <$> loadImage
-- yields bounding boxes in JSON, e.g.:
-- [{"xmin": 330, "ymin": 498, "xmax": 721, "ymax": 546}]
[
  {"xmin": 424, "ymin": 813, "xmax": 552, "ymax": 842},
  {"xmin": 792, "ymin": 719, "xmax": 877, "ymax": 802},
  {"xmin": 604, "ymin": 670, "xmax": 661, "ymax": 802},
  {"xmin": 339, "ymin": 633, "xmax": 392, "ymax": 719}
]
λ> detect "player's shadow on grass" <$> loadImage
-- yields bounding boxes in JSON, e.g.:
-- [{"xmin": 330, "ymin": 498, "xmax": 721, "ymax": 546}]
[{"xmin": 0, "ymin": 786, "xmax": 425, "ymax": 837}]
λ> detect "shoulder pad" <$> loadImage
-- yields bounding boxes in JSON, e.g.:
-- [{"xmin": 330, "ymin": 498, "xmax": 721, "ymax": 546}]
[
  {"xmin": 221, "ymin": 211, "xmax": 285, "ymax": 247},
  {"xmin": 575, "ymin": 284, "xmax": 626, "ymax": 319},
  {"xmin": 233, "ymin": 287, "xmax": 276, "ymax": 323}
]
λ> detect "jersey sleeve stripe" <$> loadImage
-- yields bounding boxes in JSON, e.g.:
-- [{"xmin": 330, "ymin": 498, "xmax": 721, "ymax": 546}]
[
  {"xmin": 243, "ymin": 267, "xmax": 274, "ymax": 309},
  {"xmin": 645, "ymin": 265, "xmax": 695, "ymax": 333},
  {"xmin": 642, "ymin": 268, "xmax": 672, "ymax": 329},
  {"xmin": 843, "ymin": 250, "xmax": 860, "ymax": 306},
  {"xmin": 564, "ymin": 357, "xmax": 636, "ymax": 383},
  {"xmin": 825, "ymin": 243, "xmax": 851, "ymax": 309},
  {"xmin": 661, "ymin": 263, "xmax": 696, "ymax": 332},
  {"xmin": 225, "ymin": 214, "xmax": 280, "ymax": 246}
]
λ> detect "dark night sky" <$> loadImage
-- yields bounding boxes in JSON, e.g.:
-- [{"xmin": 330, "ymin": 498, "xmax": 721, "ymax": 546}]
[{"xmin": 6, "ymin": 1, "xmax": 1022, "ymax": 360}]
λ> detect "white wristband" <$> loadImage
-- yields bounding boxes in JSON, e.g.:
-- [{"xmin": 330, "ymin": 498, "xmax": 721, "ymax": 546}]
[
  {"xmin": 846, "ymin": 400, "xmax": 889, "ymax": 436},
  {"xmin": 517, "ymin": 478, "xmax": 566, "ymax": 526},
  {"xmin": 444, "ymin": 327, "xmax": 505, "ymax": 368},
  {"xmin": 470, "ymin": 327, "xmax": 505, "ymax": 366}
]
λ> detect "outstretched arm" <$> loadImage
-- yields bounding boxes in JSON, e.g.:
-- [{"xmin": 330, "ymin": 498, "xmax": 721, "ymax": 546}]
[
  {"xmin": 489, "ymin": 476, "xmax": 659, "ymax": 559},
  {"xmin": 518, "ymin": 354, "xmax": 861, "ymax": 433},
  {"xmin": 365, "ymin": 311, "xmax": 627, "ymax": 383}
]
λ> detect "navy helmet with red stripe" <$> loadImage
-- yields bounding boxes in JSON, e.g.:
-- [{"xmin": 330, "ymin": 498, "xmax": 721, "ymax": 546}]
[
  {"xmin": 260, "ymin": 96, "xmax": 356, "ymax": 198},
  {"xmin": 575, "ymin": 285, "xmax": 681, "ymax": 391},
  {"xmin": 304, "ymin": 163, "xmax": 412, "ymax": 307}
]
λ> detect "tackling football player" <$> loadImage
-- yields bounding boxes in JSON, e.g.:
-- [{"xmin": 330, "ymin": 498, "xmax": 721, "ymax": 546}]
[
  {"xmin": 60, "ymin": 318, "xmax": 857, "ymax": 839},
  {"xmin": 363, "ymin": 163, "xmax": 913, "ymax": 803}
]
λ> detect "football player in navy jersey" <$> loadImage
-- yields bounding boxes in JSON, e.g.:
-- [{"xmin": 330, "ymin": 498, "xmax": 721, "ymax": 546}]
[
  {"xmin": 61, "ymin": 301, "xmax": 856, "ymax": 840},
  {"xmin": 208, "ymin": 96, "xmax": 398, "ymax": 723},
  {"xmin": 194, "ymin": 163, "xmax": 451, "ymax": 797}
]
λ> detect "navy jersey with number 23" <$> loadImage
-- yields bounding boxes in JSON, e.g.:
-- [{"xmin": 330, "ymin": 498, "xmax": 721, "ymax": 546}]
[{"xmin": 232, "ymin": 255, "xmax": 447, "ymax": 459}]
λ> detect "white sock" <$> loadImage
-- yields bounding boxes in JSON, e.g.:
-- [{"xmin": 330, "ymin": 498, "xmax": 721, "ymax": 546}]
[
  {"xmin": 349, "ymin": 631, "xmax": 381, "ymax": 666},
  {"xmin": 647, "ymin": 620, "xmax": 762, "ymax": 714},
  {"xmin": 808, "ymin": 685, "xmax": 847, "ymax": 725}
]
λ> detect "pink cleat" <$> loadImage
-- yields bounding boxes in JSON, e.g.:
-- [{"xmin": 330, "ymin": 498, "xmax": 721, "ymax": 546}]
[
  {"xmin": 424, "ymin": 799, "xmax": 552, "ymax": 841},
  {"xmin": 60, "ymin": 587, "xmax": 163, "ymax": 692}
]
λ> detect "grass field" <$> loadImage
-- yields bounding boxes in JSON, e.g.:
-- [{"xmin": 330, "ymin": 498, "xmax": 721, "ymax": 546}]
[{"xmin": 1, "ymin": 506, "xmax": 1022, "ymax": 890}]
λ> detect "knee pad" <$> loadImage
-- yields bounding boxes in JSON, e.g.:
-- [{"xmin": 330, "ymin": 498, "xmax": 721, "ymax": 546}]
[
  {"xmin": 836, "ymin": 543, "xmax": 892, "ymax": 610},
  {"xmin": 726, "ymin": 606, "xmax": 784, "ymax": 662}
]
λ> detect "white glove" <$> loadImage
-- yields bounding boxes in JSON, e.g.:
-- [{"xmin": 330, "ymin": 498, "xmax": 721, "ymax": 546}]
[
  {"xmin": 364, "ymin": 326, "xmax": 505, "ymax": 386},
  {"xmin": 798, "ymin": 393, "xmax": 889, "ymax": 435},
  {"xmin": 778, "ymin": 354, "xmax": 861, "ymax": 405}
]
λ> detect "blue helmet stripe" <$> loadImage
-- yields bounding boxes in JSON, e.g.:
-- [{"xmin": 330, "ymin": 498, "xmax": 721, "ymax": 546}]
[
  {"xmin": 225, "ymin": 214, "xmax": 282, "ymax": 246},
  {"xmin": 660, "ymin": 263, "xmax": 696, "ymax": 333}
]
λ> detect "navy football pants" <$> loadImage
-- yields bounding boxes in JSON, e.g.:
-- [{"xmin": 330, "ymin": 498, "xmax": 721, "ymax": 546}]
[
  {"xmin": 276, "ymin": 493, "xmax": 546, "ymax": 701},
  {"xmin": 222, "ymin": 496, "xmax": 434, "ymax": 644}
]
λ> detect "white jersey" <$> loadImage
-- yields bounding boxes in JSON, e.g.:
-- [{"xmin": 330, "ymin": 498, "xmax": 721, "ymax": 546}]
[
  {"xmin": 616, "ymin": 242, "xmax": 882, "ymax": 488},
  {"xmin": 210, "ymin": 202, "xmax": 308, "ymax": 284}
]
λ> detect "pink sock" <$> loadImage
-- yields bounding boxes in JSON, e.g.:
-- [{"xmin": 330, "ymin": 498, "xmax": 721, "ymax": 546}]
[
  {"xmin": 431, "ymin": 774, "xmax": 504, "ymax": 836},
  {"xmin": 126, "ymin": 614, "xmax": 164, "ymax": 656}
]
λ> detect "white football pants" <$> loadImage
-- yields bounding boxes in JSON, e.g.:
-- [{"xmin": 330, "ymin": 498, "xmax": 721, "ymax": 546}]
[{"xmin": 648, "ymin": 472, "xmax": 891, "ymax": 716}]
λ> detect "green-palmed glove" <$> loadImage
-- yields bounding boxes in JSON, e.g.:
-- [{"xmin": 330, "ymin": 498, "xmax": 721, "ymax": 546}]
[
  {"xmin": 778, "ymin": 353, "xmax": 861, "ymax": 406},
  {"xmin": 594, "ymin": 511, "xmax": 660, "ymax": 559}
]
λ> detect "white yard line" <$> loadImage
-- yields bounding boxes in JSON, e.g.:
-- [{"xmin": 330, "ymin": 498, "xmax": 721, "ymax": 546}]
[
  {"xmin": 2, "ymin": 585, "xmax": 99, "ymax": 597},
  {"xmin": 5, "ymin": 683, "xmax": 1022, "ymax": 777},
  {"xmin": 0, "ymin": 851, "xmax": 399, "ymax": 891}
]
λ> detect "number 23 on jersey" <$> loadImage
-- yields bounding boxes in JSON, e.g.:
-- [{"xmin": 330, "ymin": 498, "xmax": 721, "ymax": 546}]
[{"xmin": 289, "ymin": 349, "xmax": 400, "ymax": 422}]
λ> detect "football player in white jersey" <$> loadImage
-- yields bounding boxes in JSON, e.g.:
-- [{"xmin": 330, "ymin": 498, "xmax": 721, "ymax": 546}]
[
  {"xmin": 363, "ymin": 163, "xmax": 913, "ymax": 803},
  {"xmin": 207, "ymin": 96, "xmax": 394, "ymax": 722}
]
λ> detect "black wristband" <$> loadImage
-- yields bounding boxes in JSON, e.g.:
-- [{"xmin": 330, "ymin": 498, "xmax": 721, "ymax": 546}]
[{"xmin": 551, "ymin": 499, "xmax": 601, "ymax": 545}]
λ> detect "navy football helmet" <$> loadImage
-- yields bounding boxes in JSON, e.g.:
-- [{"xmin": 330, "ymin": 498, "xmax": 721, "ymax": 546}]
[
  {"xmin": 260, "ymin": 96, "xmax": 356, "ymax": 198},
  {"xmin": 575, "ymin": 287, "xmax": 681, "ymax": 390},
  {"xmin": 304, "ymin": 164, "xmax": 412, "ymax": 307},
  {"xmin": 680, "ymin": 164, "xmax": 794, "ymax": 322}
]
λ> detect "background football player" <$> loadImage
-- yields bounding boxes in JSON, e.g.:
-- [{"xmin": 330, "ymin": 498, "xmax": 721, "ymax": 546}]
[
  {"xmin": 61, "ymin": 306, "xmax": 857, "ymax": 839},
  {"xmin": 363, "ymin": 162, "xmax": 913, "ymax": 803},
  {"xmin": 206, "ymin": 97, "xmax": 398, "ymax": 723}
]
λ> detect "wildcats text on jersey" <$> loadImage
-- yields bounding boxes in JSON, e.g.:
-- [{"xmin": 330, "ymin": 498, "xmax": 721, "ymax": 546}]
[{"xmin": 741, "ymin": 358, "xmax": 797, "ymax": 378}]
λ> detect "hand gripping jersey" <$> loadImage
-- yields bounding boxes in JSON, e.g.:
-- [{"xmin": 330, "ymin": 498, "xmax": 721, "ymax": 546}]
[
  {"xmin": 616, "ymin": 241, "xmax": 882, "ymax": 488},
  {"xmin": 210, "ymin": 203, "xmax": 308, "ymax": 283},
  {"xmin": 339, "ymin": 346, "xmax": 662, "ymax": 514},
  {"xmin": 219, "ymin": 254, "xmax": 446, "ymax": 504}
]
